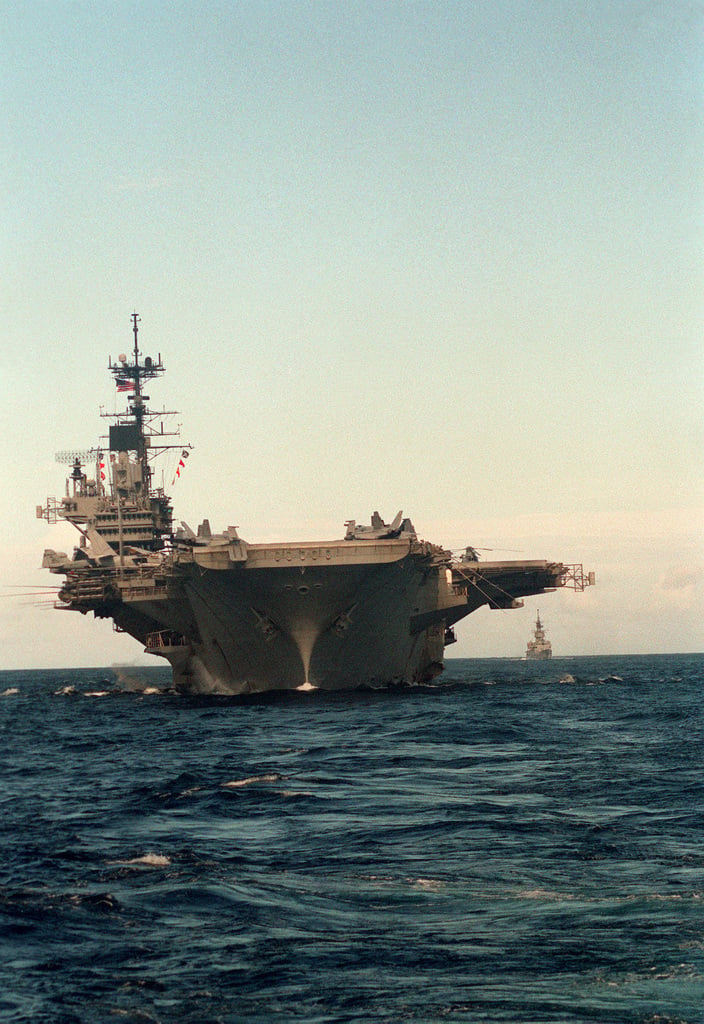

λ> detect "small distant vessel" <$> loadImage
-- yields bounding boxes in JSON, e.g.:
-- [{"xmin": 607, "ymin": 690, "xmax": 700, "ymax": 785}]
[{"xmin": 526, "ymin": 610, "xmax": 552, "ymax": 660}]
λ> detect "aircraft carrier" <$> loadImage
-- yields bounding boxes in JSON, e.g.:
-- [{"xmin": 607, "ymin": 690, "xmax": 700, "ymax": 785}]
[{"xmin": 38, "ymin": 316, "xmax": 593, "ymax": 694}]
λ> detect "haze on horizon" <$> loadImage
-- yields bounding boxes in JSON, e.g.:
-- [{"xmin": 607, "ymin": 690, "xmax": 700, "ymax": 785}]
[{"xmin": 2, "ymin": 0, "xmax": 702, "ymax": 667}]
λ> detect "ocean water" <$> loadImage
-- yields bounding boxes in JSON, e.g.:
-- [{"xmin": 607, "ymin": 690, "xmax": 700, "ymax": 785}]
[{"xmin": 1, "ymin": 654, "xmax": 702, "ymax": 1024}]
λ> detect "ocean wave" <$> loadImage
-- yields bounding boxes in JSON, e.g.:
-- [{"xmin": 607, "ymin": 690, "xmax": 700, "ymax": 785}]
[
  {"xmin": 108, "ymin": 853, "xmax": 172, "ymax": 868},
  {"xmin": 1, "ymin": 655, "xmax": 703, "ymax": 1023},
  {"xmin": 221, "ymin": 773, "xmax": 286, "ymax": 788}
]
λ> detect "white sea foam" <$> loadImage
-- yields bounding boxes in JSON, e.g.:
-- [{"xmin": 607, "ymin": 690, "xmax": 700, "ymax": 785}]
[
  {"xmin": 111, "ymin": 853, "xmax": 172, "ymax": 867},
  {"xmin": 408, "ymin": 877, "xmax": 444, "ymax": 892},
  {"xmin": 0, "ymin": 687, "xmax": 19, "ymax": 696},
  {"xmin": 516, "ymin": 888, "xmax": 575, "ymax": 901},
  {"xmin": 113, "ymin": 667, "xmax": 150, "ymax": 691},
  {"xmin": 222, "ymin": 773, "xmax": 284, "ymax": 788}
]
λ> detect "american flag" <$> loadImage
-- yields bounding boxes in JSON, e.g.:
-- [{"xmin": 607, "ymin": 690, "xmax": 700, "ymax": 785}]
[{"xmin": 116, "ymin": 376, "xmax": 134, "ymax": 392}]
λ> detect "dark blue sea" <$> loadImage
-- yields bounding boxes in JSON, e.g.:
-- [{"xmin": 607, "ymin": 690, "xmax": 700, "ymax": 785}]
[{"xmin": 1, "ymin": 655, "xmax": 702, "ymax": 1024}]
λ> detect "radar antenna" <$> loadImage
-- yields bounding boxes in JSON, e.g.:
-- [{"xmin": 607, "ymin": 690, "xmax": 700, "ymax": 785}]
[{"xmin": 55, "ymin": 449, "xmax": 100, "ymax": 464}]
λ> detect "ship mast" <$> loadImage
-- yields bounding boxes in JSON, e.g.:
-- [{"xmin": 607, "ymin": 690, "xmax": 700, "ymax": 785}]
[
  {"xmin": 105, "ymin": 312, "xmax": 169, "ymax": 504},
  {"xmin": 129, "ymin": 312, "xmax": 148, "ymax": 493}
]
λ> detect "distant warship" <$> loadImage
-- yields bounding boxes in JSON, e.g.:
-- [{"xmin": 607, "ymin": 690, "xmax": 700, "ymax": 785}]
[
  {"xmin": 38, "ymin": 316, "xmax": 593, "ymax": 694},
  {"xmin": 525, "ymin": 610, "xmax": 552, "ymax": 660}
]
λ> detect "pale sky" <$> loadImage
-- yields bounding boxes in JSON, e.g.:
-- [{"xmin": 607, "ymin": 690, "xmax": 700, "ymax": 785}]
[{"xmin": 2, "ymin": 0, "xmax": 702, "ymax": 667}]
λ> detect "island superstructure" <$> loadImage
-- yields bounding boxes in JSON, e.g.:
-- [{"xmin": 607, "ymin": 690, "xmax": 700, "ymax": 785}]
[
  {"xmin": 38, "ymin": 316, "xmax": 593, "ymax": 694},
  {"xmin": 525, "ymin": 610, "xmax": 552, "ymax": 660}
]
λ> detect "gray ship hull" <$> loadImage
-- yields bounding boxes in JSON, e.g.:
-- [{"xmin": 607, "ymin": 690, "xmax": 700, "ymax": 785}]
[
  {"xmin": 117, "ymin": 537, "xmax": 458, "ymax": 694},
  {"xmin": 91, "ymin": 538, "xmax": 575, "ymax": 695}
]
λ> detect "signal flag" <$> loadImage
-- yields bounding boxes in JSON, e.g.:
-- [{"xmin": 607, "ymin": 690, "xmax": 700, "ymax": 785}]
[{"xmin": 172, "ymin": 451, "xmax": 190, "ymax": 486}]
